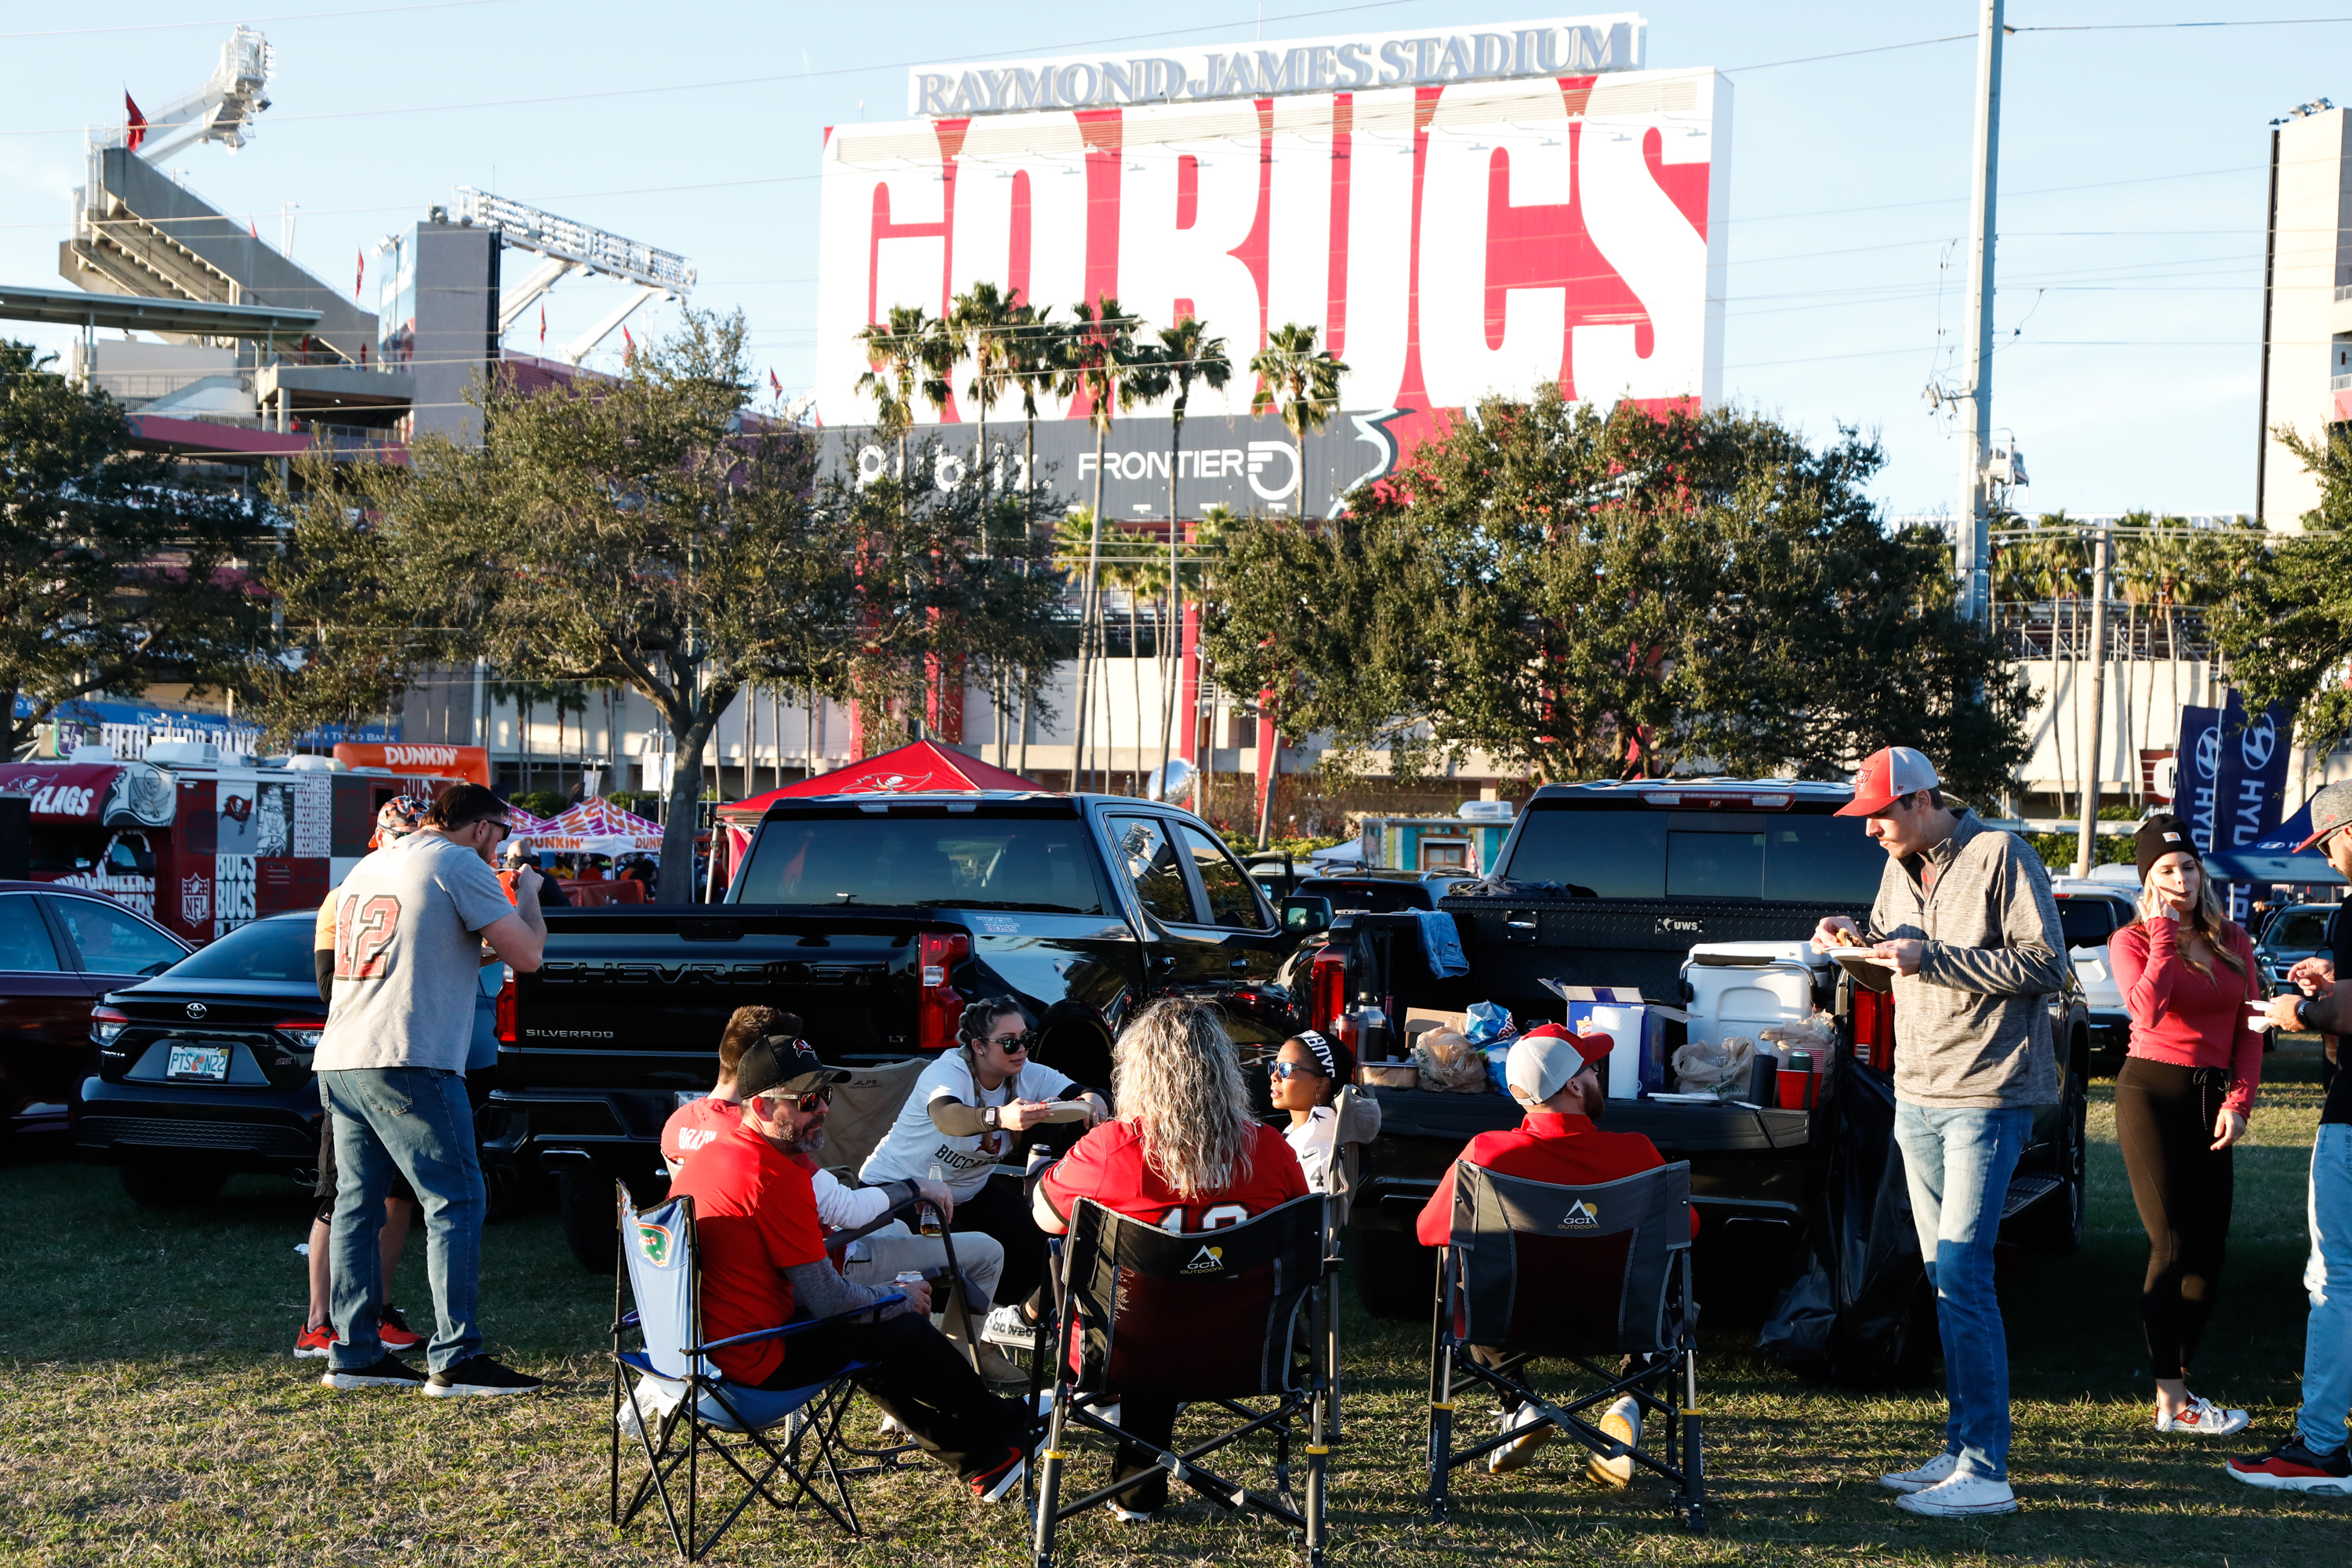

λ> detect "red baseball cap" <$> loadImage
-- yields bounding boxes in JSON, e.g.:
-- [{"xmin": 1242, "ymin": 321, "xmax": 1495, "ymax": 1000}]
[{"xmin": 1835, "ymin": 746, "xmax": 1941, "ymax": 817}]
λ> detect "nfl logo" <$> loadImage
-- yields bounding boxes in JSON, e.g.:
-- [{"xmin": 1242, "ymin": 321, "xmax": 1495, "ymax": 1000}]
[{"xmin": 180, "ymin": 874, "xmax": 211, "ymax": 927}]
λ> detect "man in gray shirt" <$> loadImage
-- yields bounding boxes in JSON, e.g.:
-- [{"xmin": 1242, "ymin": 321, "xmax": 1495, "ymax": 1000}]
[
  {"xmin": 1813, "ymin": 746, "xmax": 2066, "ymax": 1519},
  {"xmin": 316, "ymin": 782, "xmax": 548, "ymax": 1396}
]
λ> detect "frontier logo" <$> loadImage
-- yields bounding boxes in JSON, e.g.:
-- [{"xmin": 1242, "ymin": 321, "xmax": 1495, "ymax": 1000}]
[{"xmin": 1559, "ymin": 1200, "xmax": 1599, "ymax": 1230}]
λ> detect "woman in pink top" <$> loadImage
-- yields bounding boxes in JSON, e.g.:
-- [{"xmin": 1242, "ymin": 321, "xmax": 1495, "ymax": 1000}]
[{"xmin": 2107, "ymin": 815, "xmax": 2263, "ymax": 1439}]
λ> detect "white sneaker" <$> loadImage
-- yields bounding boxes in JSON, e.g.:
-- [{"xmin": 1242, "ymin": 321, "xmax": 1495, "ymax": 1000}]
[
  {"xmin": 1894, "ymin": 1471, "xmax": 2019, "ymax": 1517},
  {"xmin": 1586, "ymin": 1396, "xmax": 1640, "ymax": 1487},
  {"xmin": 2156, "ymin": 1396, "xmax": 2249, "ymax": 1436},
  {"xmin": 1488, "ymin": 1403, "xmax": 1553, "ymax": 1473},
  {"xmin": 982, "ymin": 1305, "xmax": 1046, "ymax": 1350},
  {"xmin": 1879, "ymin": 1450, "xmax": 1960, "ymax": 1494}
]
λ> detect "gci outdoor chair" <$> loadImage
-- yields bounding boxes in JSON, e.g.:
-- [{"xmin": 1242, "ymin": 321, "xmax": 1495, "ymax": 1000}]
[
  {"xmin": 1029, "ymin": 1193, "xmax": 1334, "ymax": 1568},
  {"xmin": 1314, "ymin": 1082, "xmax": 1381, "ymax": 1440},
  {"xmin": 1427, "ymin": 1160, "xmax": 1705, "ymax": 1531},
  {"xmin": 608, "ymin": 1183, "xmax": 917, "ymax": 1559}
]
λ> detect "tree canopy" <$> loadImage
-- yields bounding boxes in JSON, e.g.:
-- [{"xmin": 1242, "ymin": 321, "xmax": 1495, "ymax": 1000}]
[
  {"xmin": 1201, "ymin": 389, "xmax": 2030, "ymax": 804},
  {"xmin": 2213, "ymin": 426, "xmax": 2352, "ymax": 747}
]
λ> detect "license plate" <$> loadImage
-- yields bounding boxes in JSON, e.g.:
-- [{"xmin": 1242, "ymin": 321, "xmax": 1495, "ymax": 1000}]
[{"xmin": 166, "ymin": 1044, "xmax": 230, "ymax": 1081}]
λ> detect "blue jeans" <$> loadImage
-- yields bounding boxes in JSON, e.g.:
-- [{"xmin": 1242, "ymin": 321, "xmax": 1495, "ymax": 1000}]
[
  {"xmin": 1892, "ymin": 1101, "xmax": 2031, "ymax": 1483},
  {"xmin": 321, "ymin": 1068, "xmax": 484, "ymax": 1373},
  {"xmin": 2298, "ymin": 1123, "xmax": 2352, "ymax": 1455}
]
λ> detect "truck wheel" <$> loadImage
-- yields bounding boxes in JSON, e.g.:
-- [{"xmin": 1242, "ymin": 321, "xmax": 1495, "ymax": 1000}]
[
  {"xmin": 2015, "ymin": 1056, "xmax": 2087, "ymax": 1256},
  {"xmin": 557, "ymin": 1167, "xmax": 618, "ymax": 1273},
  {"xmin": 1348, "ymin": 1224, "xmax": 1436, "ymax": 1321},
  {"xmin": 118, "ymin": 1160, "xmax": 227, "ymax": 1209}
]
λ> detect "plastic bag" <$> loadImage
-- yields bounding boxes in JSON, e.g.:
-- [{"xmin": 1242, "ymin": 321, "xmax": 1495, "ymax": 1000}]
[
  {"xmin": 1463, "ymin": 1001, "xmax": 1516, "ymax": 1044},
  {"xmin": 1671, "ymin": 1034, "xmax": 1757, "ymax": 1094},
  {"xmin": 1412, "ymin": 1030, "xmax": 1493, "ymax": 1094},
  {"xmin": 1759, "ymin": 1013, "xmax": 1836, "ymax": 1054}
]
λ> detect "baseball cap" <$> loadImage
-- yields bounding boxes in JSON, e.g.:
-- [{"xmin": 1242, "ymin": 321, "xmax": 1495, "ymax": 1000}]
[
  {"xmin": 1835, "ymin": 746, "xmax": 1941, "ymax": 817},
  {"xmin": 1504, "ymin": 1024, "xmax": 1613, "ymax": 1108},
  {"xmin": 2294, "ymin": 781, "xmax": 2352, "ymax": 853},
  {"xmin": 736, "ymin": 1034, "xmax": 851, "ymax": 1101}
]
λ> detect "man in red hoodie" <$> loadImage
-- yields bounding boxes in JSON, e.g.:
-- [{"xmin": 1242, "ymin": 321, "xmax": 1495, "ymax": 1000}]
[{"xmin": 1417, "ymin": 1023, "xmax": 1693, "ymax": 1482}]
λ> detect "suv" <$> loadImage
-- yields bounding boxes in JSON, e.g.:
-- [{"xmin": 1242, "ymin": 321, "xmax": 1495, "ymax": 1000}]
[
  {"xmin": 2255, "ymin": 902, "xmax": 2337, "ymax": 995},
  {"xmin": 2049, "ymin": 878, "xmax": 2139, "ymax": 1062}
]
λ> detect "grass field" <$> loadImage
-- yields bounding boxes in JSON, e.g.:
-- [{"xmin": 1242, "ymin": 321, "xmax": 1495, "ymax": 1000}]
[{"xmin": 2, "ymin": 1044, "xmax": 2343, "ymax": 1567}]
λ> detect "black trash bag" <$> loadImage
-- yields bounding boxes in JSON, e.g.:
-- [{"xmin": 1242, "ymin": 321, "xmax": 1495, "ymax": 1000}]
[{"xmin": 1759, "ymin": 1061, "xmax": 1937, "ymax": 1387}]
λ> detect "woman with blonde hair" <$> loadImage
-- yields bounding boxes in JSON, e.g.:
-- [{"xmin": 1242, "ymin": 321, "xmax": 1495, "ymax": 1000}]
[
  {"xmin": 1033, "ymin": 996, "xmax": 1308, "ymax": 1520},
  {"xmin": 2108, "ymin": 814, "xmax": 2265, "ymax": 1438}
]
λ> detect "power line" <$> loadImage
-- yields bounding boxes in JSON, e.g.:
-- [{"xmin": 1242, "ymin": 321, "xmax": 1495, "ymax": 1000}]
[{"xmin": 0, "ymin": 0, "xmax": 522, "ymax": 42}]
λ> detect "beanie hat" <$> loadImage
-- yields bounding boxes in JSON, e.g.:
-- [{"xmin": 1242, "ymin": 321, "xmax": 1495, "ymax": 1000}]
[{"xmin": 2134, "ymin": 814, "xmax": 2195, "ymax": 885}]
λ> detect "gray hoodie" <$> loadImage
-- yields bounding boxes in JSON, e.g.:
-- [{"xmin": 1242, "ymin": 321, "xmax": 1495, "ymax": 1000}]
[{"xmin": 1867, "ymin": 810, "xmax": 2065, "ymax": 1109}]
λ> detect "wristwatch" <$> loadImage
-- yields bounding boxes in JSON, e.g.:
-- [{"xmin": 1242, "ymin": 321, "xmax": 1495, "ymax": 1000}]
[
  {"xmin": 2292, "ymin": 996, "xmax": 2310, "ymax": 1030},
  {"xmin": 982, "ymin": 1105, "xmax": 1001, "ymax": 1131}
]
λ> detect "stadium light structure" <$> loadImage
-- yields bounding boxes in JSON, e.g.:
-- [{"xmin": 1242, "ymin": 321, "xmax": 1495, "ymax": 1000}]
[
  {"xmin": 103, "ymin": 27, "xmax": 276, "ymax": 162},
  {"xmin": 452, "ymin": 187, "xmax": 697, "ymax": 365}
]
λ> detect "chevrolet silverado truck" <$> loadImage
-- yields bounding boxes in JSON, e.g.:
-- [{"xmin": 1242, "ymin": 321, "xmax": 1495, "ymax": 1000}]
[
  {"xmin": 1318, "ymin": 779, "xmax": 2089, "ymax": 1383},
  {"xmin": 487, "ymin": 791, "xmax": 1316, "ymax": 1269}
]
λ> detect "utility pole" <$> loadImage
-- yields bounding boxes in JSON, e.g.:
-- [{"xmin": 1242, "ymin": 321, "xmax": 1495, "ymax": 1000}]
[
  {"xmin": 2072, "ymin": 524, "xmax": 2112, "ymax": 878},
  {"xmin": 1956, "ymin": 0, "xmax": 2005, "ymax": 622}
]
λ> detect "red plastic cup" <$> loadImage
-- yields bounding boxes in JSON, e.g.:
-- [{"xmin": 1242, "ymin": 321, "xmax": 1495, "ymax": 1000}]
[{"xmin": 1776, "ymin": 1049, "xmax": 1816, "ymax": 1110}]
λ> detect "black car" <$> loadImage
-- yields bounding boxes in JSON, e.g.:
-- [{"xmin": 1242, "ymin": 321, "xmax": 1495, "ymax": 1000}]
[
  {"xmin": 1, "ymin": 881, "xmax": 191, "ymax": 1149},
  {"xmin": 2254, "ymin": 902, "xmax": 2336, "ymax": 996},
  {"xmin": 1294, "ymin": 870, "xmax": 1479, "ymax": 913},
  {"xmin": 78, "ymin": 909, "xmax": 506, "ymax": 1209},
  {"xmin": 76, "ymin": 911, "xmax": 329, "ymax": 1207}
]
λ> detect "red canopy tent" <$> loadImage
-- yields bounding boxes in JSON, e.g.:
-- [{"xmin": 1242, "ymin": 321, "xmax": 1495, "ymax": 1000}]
[{"xmin": 713, "ymin": 740, "xmax": 1046, "ymax": 873}]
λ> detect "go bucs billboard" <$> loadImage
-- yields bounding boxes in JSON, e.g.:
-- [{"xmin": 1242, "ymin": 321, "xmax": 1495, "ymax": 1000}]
[{"xmin": 811, "ymin": 13, "xmax": 1730, "ymax": 518}]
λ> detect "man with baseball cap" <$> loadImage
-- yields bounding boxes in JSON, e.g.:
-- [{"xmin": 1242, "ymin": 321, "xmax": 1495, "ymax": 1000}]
[
  {"xmin": 1414, "ymin": 1024, "xmax": 1698, "ymax": 1481},
  {"xmin": 1814, "ymin": 746, "xmax": 2067, "ymax": 1517},
  {"xmin": 669, "ymin": 1033, "xmax": 1035, "ymax": 1502},
  {"xmin": 2231, "ymin": 779, "xmax": 2352, "ymax": 1493}
]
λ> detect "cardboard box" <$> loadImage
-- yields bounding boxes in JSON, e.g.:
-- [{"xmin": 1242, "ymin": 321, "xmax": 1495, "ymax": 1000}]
[
  {"xmin": 1545, "ymin": 982, "xmax": 1686, "ymax": 1101},
  {"xmin": 1401, "ymin": 1007, "xmax": 1470, "ymax": 1044}
]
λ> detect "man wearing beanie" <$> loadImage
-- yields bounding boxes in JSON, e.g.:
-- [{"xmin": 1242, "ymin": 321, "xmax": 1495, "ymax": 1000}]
[
  {"xmin": 1813, "ymin": 746, "xmax": 2067, "ymax": 1517},
  {"xmin": 1414, "ymin": 1024, "xmax": 1697, "ymax": 1481}
]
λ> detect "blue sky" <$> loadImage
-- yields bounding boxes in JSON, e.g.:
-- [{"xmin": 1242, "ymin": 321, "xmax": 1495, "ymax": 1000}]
[{"xmin": 0, "ymin": 2, "xmax": 2335, "ymax": 517}]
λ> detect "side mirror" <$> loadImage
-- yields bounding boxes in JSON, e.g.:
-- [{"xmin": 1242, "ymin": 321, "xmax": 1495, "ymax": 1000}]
[{"xmin": 1282, "ymin": 895, "xmax": 1334, "ymax": 935}]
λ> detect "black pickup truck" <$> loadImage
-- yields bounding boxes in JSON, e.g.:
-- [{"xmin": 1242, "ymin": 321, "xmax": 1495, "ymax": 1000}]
[
  {"xmin": 487, "ymin": 791, "xmax": 1315, "ymax": 1267},
  {"xmin": 1319, "ymin": 779, "xmax": 2090, "ymax": 1382}
]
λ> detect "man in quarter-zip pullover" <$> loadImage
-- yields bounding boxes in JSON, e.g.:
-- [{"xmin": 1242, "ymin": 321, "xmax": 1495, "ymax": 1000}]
[{"xmin": 1813, "ymin": 746, "xmax": 2067, "ymax": 1519}]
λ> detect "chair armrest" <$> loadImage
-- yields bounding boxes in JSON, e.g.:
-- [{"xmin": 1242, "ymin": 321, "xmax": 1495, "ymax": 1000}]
[
  {"xmin": 692, "ymin": 1292, "xmax": 907, "ymax": 1353},
  {"xmin": 822, "ymin": 1190, "xmax": 923, "ymax": 1256}
]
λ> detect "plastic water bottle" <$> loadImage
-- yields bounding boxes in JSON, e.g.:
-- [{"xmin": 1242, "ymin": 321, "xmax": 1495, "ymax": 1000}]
[{"xmin": 920, "ymin": 1162, "xmax": 945, "ymax": 1236}]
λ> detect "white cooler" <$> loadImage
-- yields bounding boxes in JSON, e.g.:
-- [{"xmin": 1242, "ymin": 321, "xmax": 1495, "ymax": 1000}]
[{"xmin": 1679, "ymin": 941, "xmax": 1832, "ymax": 1045}]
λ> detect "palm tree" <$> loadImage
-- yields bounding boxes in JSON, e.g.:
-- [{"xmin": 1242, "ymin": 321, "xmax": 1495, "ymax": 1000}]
[
  {"xmin": 1008, "ymin": 302, "xmax": 1062, "ymax": 525},
  {"xmin": 1248, "ymin": 320, "xmax": 1348, "ymax": 515},
  {"xmin": 1054, "ymin": 296, "xmax": 1150, "ymax": 792},
  {"xmin": 1244, "ymin": 321, "xmax": 1348, "ymax": 841},
  {"xmin": 949, "ymin": 281, "xmax": 1018, "ymax": 556},
  {"xmin": 855, "ymin": 304, "xmax": 931, "ymax": 486},
  {"xmin": 1152, "ymin": 315, "xmax": 1231, "ymax": 788}
]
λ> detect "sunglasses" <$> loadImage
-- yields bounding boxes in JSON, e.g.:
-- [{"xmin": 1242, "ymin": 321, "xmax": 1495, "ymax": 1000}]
[
  {"xmin": 1269, "ymin": 1060, "xmax": 1330, "ymax": 1081},
  {"xmin": 986, "ymin": 1032, "xmax": 1037, "ymax": 1053},
  {"xmin": 480, "ymin": 819, "xmax": 513, "ymax": 842},
  {"xmin": 789, "ymin": 1086, "xmax": 833, "ymax": 1113}
]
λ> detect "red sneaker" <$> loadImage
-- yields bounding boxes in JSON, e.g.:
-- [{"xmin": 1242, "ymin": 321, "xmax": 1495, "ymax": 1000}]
[
  {"xmin": 2227, "ymin": 1438, "xmax": 2352, "ymax": 1495},
  {"xmin": 294, "ymin": 1323, "xmax": 336, "ymax": 1359},
  {"xmin": 377, "ymin": 1305, "xmax": 425, "ymax": 1354}
]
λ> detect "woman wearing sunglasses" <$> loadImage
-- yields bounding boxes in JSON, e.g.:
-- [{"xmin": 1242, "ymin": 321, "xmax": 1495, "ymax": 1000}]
[{"xmin": 1268, "ymin": 1030, "xmax": 1377, "ymax": 1194}]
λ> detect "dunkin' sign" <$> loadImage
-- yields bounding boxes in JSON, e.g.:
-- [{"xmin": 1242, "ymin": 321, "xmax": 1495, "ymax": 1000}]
[{"xmin": 815, "ymin": 16, "xmax": 1727, "ymax": 509}]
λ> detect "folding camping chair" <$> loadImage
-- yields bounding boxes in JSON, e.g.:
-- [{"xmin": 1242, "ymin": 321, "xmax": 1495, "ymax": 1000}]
[
  {"xmin": 608, "ymin": 1184, "xmax": 917, "ymax": 1560},
  {"xmin": 1427, "ymin": 1161, "xmax": 1705, "ymax": 1531},
  {"xmin": 1316, "ymin": 1083, "xmax": 1381, "ymax": 1440},
  {"xmin": 1030, "ymin": 1194, "xmax": 1333, "ymax": 1568}
]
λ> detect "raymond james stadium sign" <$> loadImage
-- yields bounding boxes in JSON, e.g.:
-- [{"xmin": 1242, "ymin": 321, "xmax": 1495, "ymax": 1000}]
[{"xmin": 908, "ymin": 13, "xmax": 1647, "ymax": 116}]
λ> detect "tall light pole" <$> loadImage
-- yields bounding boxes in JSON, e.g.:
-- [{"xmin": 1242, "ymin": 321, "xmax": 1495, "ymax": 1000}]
[{"xmin": 1957, "ymin": 0, "xmax": 2005, "ymax": 622}]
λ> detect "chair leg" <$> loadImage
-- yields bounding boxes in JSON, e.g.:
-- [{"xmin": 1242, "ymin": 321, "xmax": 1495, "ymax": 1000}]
[
  {"xmin": 1324, "ymin": 1258, "xmax": 1343, "ymax": 1443},
  {"xmin": 1033, "ymin": 1254, "xmax": 1077, "ymax": 1568},
  {"xmin": 1306, "ymin": 1356, "xmax": 1330, "ymax": 1568},
  {"xmin": 1426, "ymin": 1250, "xmax": 1455, "ymax": 1524}
]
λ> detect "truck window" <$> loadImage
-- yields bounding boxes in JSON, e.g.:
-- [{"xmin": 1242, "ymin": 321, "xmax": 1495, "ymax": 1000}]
[
  {"xmin": 2271, "ymin": 909, "xmax": 2331, "ymax": 949},
  {"xmin": 1110, "ymin": 816, "xmax": 1197, "ymax": 924},
  {"xmin": 732, "ymin": 815, "xmax": 1105, "ymax": 913},
  {"xmin": 1177, "ymin": 823, "xmax": 1268, "ymax": 929},
  {"xmin": 1506, "ymin": 808, "xmax": 1883, "ymax": 904}
]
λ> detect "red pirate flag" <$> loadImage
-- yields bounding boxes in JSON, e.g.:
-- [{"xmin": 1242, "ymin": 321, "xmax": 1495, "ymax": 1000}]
[{"xmin": 125, "ymin": 93, "xmax": 147, "ymax": 151}]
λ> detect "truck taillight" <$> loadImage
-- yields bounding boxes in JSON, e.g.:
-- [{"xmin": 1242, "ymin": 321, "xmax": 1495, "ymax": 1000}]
[
  {"xmin": 916, "ymin": 929, "xmax": 971, "ymax": 1053},
  {"xmin": 495, "ymin": 974, "xmax": 517, "ymax": 1046},
  {"xmin": 1851, "ymin": 985, "xmax": 1895, "ymax": 1072},
  {"xmin": 1307, "ymin": 947, "xmax": 1347, "ymax": 1034}
]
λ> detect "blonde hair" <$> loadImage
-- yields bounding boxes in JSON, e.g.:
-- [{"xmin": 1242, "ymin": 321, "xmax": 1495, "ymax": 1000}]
[
  {"xmin": 2134, "ymin": 855, "xmax": 2250, "ymax": 983},
  {"xmin": 1111, "ymin": 997, "xmax": 1254, "ymax": 1199}
]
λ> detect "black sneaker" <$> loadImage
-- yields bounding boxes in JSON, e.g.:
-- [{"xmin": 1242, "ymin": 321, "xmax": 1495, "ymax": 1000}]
[
  {"xmin": 423, "ymin": 1355, "xmax": 545, "ymax": 1398},
  {"xmin": 2227, "ymin": 1436, "xmax": 2352, "ymax": 1494},
  {"xmin": 321, "ymin": 1355, "xmax": 426, "ymax": 1392},
  {"xmin": 969, "ymin": 1446, "xmax": 1025, "ymax": 1502}
]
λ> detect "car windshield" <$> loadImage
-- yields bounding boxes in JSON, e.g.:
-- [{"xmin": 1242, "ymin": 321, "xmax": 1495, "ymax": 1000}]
[
  {"xmin": 161, "ymin": 915, "xmax": 319, "ymax": 982},
  {"xmin": 1299, "ymin": 879, "xmax": 1435, "ymax": 913},
  {"xmin": 733, "ymin": 811, "xmax": 1107, "ymax": 913},
  {"xmin": 1504, "ymin": 807, "xmax": 1885, "ymax": 902},
  {"xmin": 2269, "ymin": 909, "xmax": 2332, "ymax": 949}
]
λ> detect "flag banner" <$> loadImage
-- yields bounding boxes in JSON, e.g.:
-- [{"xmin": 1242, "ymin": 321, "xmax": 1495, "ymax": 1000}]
[{"xmin": 2177, "ymin": 703, "xmax": 2222, "ymax": 855}]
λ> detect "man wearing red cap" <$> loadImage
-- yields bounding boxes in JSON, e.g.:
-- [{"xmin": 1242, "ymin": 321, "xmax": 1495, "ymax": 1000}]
[
  {"xmin": 1415, "ymin": 1023, "xmax": 1697, "ymax": 1483},
  {"xmin": 1813, "ymin": 746, "xmax": 2067, "ymax": 1518}
]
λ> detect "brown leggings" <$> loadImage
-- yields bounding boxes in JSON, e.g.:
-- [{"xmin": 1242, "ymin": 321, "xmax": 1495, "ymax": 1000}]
[{"xmin": 2114, "ymin": 1056, "xmax": 2234, "ymax": 1381}]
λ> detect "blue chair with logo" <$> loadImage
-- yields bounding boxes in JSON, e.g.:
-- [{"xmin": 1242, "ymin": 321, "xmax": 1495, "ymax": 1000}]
[
  {"xmin": 1029, "ymin": 1192, "xmax": 1331, "ymax": 1568},
  {"xmin": 608, "ymin": 1184, "xmax": 914, "ymax": 1559},
  {"xmin": 1426, "ymin": 1160, "xmax": 1704, "ymax": 1530}
]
